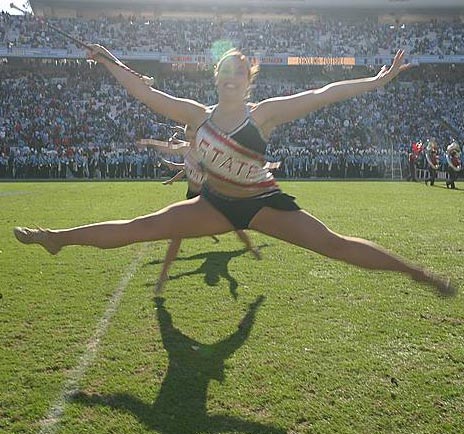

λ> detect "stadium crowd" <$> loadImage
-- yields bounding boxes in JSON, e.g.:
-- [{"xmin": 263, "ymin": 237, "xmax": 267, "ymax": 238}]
[
  {"xmin": 1, "ymin": 9, "xmax": 463, "ymax": 181},
  {"xmin": 1, "ymin": 59, "xmax": 462, "ymax": 180},
  {"xmin": 1, "ymin": 12, "xmax": 464, "ymax": 57}
]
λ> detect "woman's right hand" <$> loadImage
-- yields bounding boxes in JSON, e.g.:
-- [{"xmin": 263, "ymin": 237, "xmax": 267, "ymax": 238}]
[{"xmin": 86, "ymin": 44, "xmax": 154, "ymax": 85}]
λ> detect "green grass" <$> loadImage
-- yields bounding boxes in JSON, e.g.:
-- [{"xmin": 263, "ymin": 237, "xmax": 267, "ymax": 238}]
[{"xmin": 1, "ymin": 181, "xmax": 463, "ymax": 434}]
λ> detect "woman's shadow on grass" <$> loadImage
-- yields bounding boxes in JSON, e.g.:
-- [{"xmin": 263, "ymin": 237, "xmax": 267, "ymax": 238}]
[
  {"xmin": 72, "ymin": 295, "xmax": 285, "ymax": 434},
  {"xmin": 147, "ymin": 244, "xmax": 269, "ymax": 299}
]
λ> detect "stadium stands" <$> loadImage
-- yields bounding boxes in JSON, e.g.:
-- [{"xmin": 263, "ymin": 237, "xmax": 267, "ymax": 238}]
[{"xmin": 0, "ymin": 7, "xmax": 463, "ymax": 180}]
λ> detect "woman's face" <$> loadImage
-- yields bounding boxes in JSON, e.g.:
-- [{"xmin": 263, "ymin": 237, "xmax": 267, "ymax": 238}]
[{"xmin": 215, "ymin": 55, "xmax": 249, "ymax": 99}]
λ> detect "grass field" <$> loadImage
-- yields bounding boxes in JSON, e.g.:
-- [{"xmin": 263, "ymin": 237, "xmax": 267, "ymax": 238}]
[{"xmin": 1, "ymin": 180, "xmax": 463, "ymax": 434}]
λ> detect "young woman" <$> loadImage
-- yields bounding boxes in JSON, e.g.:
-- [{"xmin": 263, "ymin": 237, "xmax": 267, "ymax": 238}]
[
  {"xmin": 143, "ymin": 126, "xmax": 261, "ymax": 294},
  {"xmin": 14, "ymin": 46, "xmax": 456, "ymax": 297}
]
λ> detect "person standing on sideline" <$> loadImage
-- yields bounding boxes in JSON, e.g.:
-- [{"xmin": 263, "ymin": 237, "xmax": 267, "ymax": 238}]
[
  {"xmin": 445, "ymin": 141, "xmax": 461, "ymax": 190},
  {"xmin": 407, "ymin": 141, "xmax": 421, "ymax": 182},
  {"xmin": 424, "ymin": 139, "xmax": 439, "ymax": 186}
]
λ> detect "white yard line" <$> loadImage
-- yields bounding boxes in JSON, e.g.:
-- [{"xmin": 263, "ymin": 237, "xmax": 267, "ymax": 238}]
[
  {"xmin": 0, "ymin": 191, "xmax": 32, "ymax": 197},
  {"xmin": 38, "ymin": 245, "xmax": 148, "ymax": 434}
]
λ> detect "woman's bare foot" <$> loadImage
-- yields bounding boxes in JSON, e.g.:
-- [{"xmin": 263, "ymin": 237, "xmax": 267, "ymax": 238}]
[
  {"xmin": 13, "ymin": 227, "xmax": 61, "ymax": 255},
  {"xmin": 154, "ymin": 276, "xmax": 168, "ymax": 295},
  {"xmin": 411, "ymin": 269, "xmax": 457, "ymax": 297},
  {"xmin": 250, "ymin": 247, "xmax": 262, "ymax": 260}
]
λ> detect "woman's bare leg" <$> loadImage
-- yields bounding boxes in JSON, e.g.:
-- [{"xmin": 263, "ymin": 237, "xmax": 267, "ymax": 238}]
[
  {"xmin": 250, "ymin": 208, "xmax": 456, "ymax": 296},
  {"xmin": 155, "ymin": 238, "xmax": 182, "ymax": 294},
  {"xmin": 235, "ymin": 230, "xmax": 261, "ymax": 260},
  {"xmin": 14, "ymin": 197, "xmax": 234, "ymax": 254}
]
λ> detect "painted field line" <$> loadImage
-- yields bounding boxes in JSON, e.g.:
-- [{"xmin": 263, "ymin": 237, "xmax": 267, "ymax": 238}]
[{"xmin": 38, "ymin": 245, "xmax": 149, "ymax": 433}]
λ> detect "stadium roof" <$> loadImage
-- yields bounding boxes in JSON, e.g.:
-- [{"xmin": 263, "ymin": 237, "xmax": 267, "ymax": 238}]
[{"xmin": 29, "ymin": 0, "xmax": 464, "ymax": 9}]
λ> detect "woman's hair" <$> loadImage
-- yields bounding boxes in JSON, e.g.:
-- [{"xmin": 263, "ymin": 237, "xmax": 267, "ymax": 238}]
[{"xmin": 214, "ymin": 49, "xmax": 260, "ymax": 99}]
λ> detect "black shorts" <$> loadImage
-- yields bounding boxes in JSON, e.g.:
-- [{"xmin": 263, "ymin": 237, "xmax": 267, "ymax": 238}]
[{"xmin": 201, "ymin": 185, "xmax": 301, "ymax": 230}]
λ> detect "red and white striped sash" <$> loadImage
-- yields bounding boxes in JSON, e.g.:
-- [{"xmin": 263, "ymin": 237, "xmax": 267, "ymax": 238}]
[{"xmin": 195, "ymin": 120, "xmax": 277, "ymax": 190}]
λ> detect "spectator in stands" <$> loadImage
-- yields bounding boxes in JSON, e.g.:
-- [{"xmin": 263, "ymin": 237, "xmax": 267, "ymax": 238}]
[
  {"xmin": 1, "ymin": 60, "xmax": 462, "ymax": 180},
  {"xmin": 2, "ymin": 14, "xmax": 463, "ymax": 57}
]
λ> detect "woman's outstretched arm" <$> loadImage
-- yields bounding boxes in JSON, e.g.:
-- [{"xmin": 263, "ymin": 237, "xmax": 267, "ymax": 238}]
[
  {"xmin": 88, "ymin": 44, "xmax": 206, "ymax": 127},
  {"xmin": 255, "ymin": 50, "xmax": 411, "ymax": 132}
]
